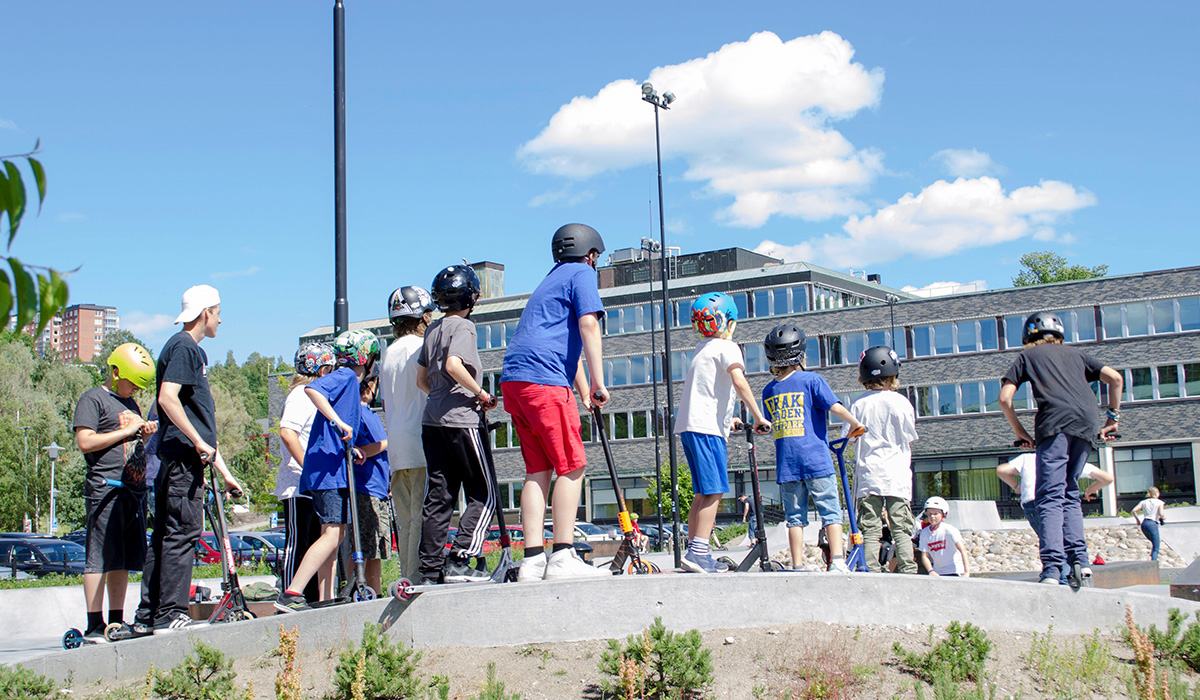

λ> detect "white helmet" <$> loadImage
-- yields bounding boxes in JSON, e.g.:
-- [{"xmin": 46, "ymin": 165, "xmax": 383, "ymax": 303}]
[{"xmin": 924, "ymin": 497, "xmax": 950, "ymax": 514}]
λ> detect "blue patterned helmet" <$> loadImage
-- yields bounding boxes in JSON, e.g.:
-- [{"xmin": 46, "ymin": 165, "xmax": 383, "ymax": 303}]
[
  {"xmin": 332, "ymin": 329, "xmax": 380, "ymax": 367},
  {"xmin": 294, "ymin": 342, "xmax": 336, "ymax": 376},
  {"xmin": 388, "ymin": 285, "xmax": 434, "ymax": 320},
  {"xmin": 690, "ymin": 292, "xmax": 738, "ymax": 337}
]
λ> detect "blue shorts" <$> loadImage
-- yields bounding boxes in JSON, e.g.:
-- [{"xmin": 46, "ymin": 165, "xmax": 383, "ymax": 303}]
[
  {"xmin": 780, "ymin": 475, "xmax": 841, "ymax": 528},
  {"xmin": 308, "ymin": 488, "xmax": 351, "ymax": 524},
  {"xmin": 679, "ymin": 431, "xmax": 730, "ymax": 496}
]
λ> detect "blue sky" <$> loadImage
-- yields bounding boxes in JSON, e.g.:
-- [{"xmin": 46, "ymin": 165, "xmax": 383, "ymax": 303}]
[{"xmin": 5, "ymin": 2, "xmax": 1197, "ymax": 363}]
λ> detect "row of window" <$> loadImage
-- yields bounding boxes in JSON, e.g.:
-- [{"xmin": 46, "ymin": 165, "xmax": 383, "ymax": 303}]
[
  {"xmin": 1124, "ymin": 363, "xmax": 1200, "ymax": 402},
  {"xmin": 1102, "ymin": 298, "xmax": 1200, "ymax": 338}
]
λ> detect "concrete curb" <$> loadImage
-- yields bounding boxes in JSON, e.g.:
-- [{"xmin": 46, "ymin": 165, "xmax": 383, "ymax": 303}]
[{"xmin": 17, "ymin": 573, "xmax": 1200, "ymax": 686}]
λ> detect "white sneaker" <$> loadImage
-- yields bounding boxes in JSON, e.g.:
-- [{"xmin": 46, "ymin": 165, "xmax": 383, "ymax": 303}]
[
  {"xmin": 543, "ymin": 548, "xmax": 612, "ymax": 580},
  {"xmin": 828, "ymin": 560, "xmax": 850, "ymax": 574},
  {"xmin": 517, "ymin": 552, "xmax": 547, "ymax": 582}
]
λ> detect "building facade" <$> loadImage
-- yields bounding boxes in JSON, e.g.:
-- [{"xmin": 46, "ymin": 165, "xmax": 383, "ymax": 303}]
[
  {"xmin": 289, "ymin": 250, "xmax": 1200, "ymax": 525},
  {"xmin": 53, "ymin": 304, "xmax": 119, "ymax": 362}
]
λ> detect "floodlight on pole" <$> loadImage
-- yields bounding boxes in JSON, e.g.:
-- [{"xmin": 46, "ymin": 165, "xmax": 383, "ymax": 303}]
[
  {"xmin": 640, "ymin": 80, "xmax": 683, "ymax": 567},
  {"xmin": 43, "ymin": 441, "xmax": 65, "ymax": 535}
]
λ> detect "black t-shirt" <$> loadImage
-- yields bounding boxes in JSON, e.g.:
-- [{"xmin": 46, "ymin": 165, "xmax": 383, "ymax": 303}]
[
  {"xmin": 1002, "ymin": 343, "xmax": 1105, "ymax": 444},
  {"xmin": 155, "ymin": 331, "xmax": 216, "ymax": 458},
  {"xmin": 72, "ymin": 386, "xmax": 147, "ymax": 493}
]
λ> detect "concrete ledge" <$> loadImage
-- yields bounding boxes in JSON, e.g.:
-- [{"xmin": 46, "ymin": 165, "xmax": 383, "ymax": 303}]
[{"xmin": 18, "ymin": 573, "xmax": 1200, "ymax": 686}]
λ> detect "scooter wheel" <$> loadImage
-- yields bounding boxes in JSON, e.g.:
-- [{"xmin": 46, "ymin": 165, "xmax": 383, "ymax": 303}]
[
  {"xmin": 629, "ymin": 561, "xmax": 650, "ymax": 575},
  {"xmin": 648, "ymin": 561, "xmax": 663, "ymax": 574},
  {"xmin": 717, "ymin": 556, "xmax": 737, "ymax": 570},
  {"xmin": 390, "ymin": 579, "xmax": 412, "ymax": 600},
  {"xmin": 236, "ymin": 610, "xmax": 256, "ymax": 621},
  {"xmin": 63, "ymin": 628, "xmax": 83, "ymax": 650},
  {"xmin": 352, "ymin": 586, "xmax": 377, "ymax": 602},
  {"xmin": 103, "ymin": 622, "xmax": 123, "ymax": 642},
  {"xmin": 768, "ymin": 561, "xmax": 787, "ymax": 572}
]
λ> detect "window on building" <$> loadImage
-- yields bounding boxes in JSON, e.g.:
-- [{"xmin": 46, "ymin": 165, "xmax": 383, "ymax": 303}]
[
  {"xmin": 913, "ymin": 327, "xmax": 932, "ymax": 357},
  {"xmin": 674, "ymin": 300, "xmax": 689, "ymax": 328},
  {"xmin": 494, "ymin": 422, "xmax": 510, "ymax": 449},
  {"xmin": 1184, "ymin": 363, "xmax": 1200, "ymax": 397},
  {"xmin": 630, "ymin": 356, "xmax": 647, "ymax": 385},
  {"xmin": 773, "ymin": 288, "xmax": 789, "ymax": 316},
  {"xmin": 791, "ymin": 286, "xmax": 809, "ymax": 313},
  {"xmin": 916, "ymin": 387, "xmax": 934, "ymax": 418},
  {"xmin": 1180, "ymin": 297, "xmax": 1200, "ymax": 332},
  {"xmin": 611, "ymin": 358, "xmax": 628, "ymax": 387},
  {"xmin": 505, "ymin": 321, "xmax": 517, "ymax": 346},
  {"xmin": 1158, "ymin": 365, "xmax": 1181, "ymax": 399},
  {"xmin": 979, "ymin": 318, "xmax": 999, "ymax": 350},
  {"xmin": 933, "ymin": 324, "xmax": 954, "ymax": 355},
  {"xmin": 1115, "ymin": 444, "xmax": 1194, "ymax": 510},
  {"xmin": 1075, "ymin": 309, "xmax": 1097, "ymax": 341},
  {"xmin": 1127, "ymin": 302, "xmax": 1150, "ymax": 337},
  {"xmin": 744, "ymin": 343, "xmax": 767, "ymax": 374},
  {"xmin": 1005, "ymin": 315, "xmax": 1025, "ymax": 348},
  {"xmin": 984, "ymin": 380, "xmax": 1002, "ymax": 412},
  {"xmin": 633, "ymin": 411, "xmax": 648, "ymax": 439},
  {"xmin": 826, "ymin": 335, "xmax": 842, "ymax": 366},
  {"xmin": 1153, "ymin": 300, "xmax": 1177, "ymax": 334},
  {"xmin": 936, "ymin": 384, "xmax": 958, "ymax": 416},
  {"xmin": 806, "ymin": 338, "xmax": 820, "ymax": 368},
  {"xmin": 614, "ymin": 412, "xmax": 629, "ymax": 440},
  {"xmin": 1129, "ymin": 367, "xmax": 1153, "ymax": 401},
  {"xmin": 961, "ymin": 382, "xmax": 982, "ymax": 413},
  {"xmin": 956, "ymin": 321, "xmax": 977, "ymax": 353},
  {"xmin": 752, "ymin": 290, "xmax": 770, "ymax": 318},
  {"xmin": 579, "ymin": 413, "xmax": 592, "ymax": 442},
  {"xmin": 1101, "ymin": 305, "xmax": 1122, "ymax": 339},
  {"xmin": 732, "ymin": 293, "xmax": 748, "ymax": 320}
]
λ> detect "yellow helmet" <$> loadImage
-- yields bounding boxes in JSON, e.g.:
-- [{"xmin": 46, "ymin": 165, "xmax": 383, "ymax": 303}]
[{"xmin": 108, "ymin": 343, "xmax": 155, "ymax": 389}]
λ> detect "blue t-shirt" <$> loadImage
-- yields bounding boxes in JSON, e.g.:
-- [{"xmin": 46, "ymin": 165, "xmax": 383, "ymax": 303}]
[
  {"xmin": 355, "ymin": 405, "xmax": 390, "ymax": 499},
  {"xmin": 762, "ymin": 371, "xmax": 841, "ymax": 483},
  {"xmin": 501, "ymin": 262, "xmax": 605, "ymax": 387},
  {"xmin": 300, "ymin": 367, "xmax": 363, "ymax": 492}
]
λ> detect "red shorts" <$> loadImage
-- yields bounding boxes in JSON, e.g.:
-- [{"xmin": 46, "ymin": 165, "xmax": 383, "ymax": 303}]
[{"xmin": 502, "ymin": 382, "xmax": 587, "ymax": 477}]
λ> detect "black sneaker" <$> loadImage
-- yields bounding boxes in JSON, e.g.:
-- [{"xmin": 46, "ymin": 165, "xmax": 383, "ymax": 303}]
[
  {"xmin": 153, "ymin": 611, "xmax": 206, "ymax": 634},
  {"xmin": 83, "ymin": 627, "xmax": 109, "ymax": 644},
  {"xmin": 442, "ymin": 553, "xmax": 490, "ymax": 584},
  {"xmin": 273, "ymin": 591, "xmax": 312, "ymax": 614}
]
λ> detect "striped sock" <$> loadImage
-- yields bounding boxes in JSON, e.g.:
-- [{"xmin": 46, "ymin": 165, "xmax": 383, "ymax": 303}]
[{"xmin": 689, "ymin": 537, "xmax": 710, "ymax": 556}]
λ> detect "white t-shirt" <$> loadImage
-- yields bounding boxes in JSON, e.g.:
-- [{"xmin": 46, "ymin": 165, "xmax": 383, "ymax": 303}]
[
  {"xmin": 918, "ymin": 522, "xmax": 966, "ymax": 576},
  {"xmin": 1136, "ymin": 498, "xmax": 1165, "ymax": 523},
  {"xmin": 1008, "ymin": 453, "xmax": 1102, "ymax": 504},
  {"xmin": 673, "ymin": 337, "xmax": 744, "ymax": 437},
  {"xmin": 844, "ymin": 390, "xmax": 919, "ymax": 501},
  {"xmin": 275, "ymin": 385, "xmax": 318, "ymax": 500},
  {"xmin": 380, "ymin": 334, "xmax": 428, "ymax": 471}
]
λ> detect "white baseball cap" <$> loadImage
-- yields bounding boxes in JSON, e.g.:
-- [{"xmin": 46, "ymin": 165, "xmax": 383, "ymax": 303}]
[{"xmin": 175, "ymin": 284, "xmax": 221, "ymax": 324}]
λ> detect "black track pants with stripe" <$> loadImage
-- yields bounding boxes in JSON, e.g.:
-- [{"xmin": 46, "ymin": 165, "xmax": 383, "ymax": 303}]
[{"xmin": 418, "ymin": 424, "xmax": 495, "ymax": 579}]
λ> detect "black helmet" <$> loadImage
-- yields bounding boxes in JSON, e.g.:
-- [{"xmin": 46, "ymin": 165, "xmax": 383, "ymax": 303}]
[
  {"xmin": 764, "ymin": 324, "xmax": 807, "ymax": 367},
  {"xmin": 431, "ymin": 265, "xmax": 481, "ymax": 312},
  {"xmin": 859, "ymin": 345, "xmax": 901, "ymax": 384},
  {"xmin": 551, "ymin": 223, "xmax": 605, "ymax": 263},
  {"xmin": 388, "ymin": 285, "xmax": 434, "ymax": 320},
  {"xmin": 1021, "ymin": 311, "xmax": 1065, "ymax": 344}
]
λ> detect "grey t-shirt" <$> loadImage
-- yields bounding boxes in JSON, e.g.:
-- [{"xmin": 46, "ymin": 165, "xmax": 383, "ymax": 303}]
[
  {"xmin": 72, "ymin": 386, "xmax": 147, "ymax": 494},
  {"xmin": 418, "ymin": 315, "xmax": 483, "ymax": 428}
]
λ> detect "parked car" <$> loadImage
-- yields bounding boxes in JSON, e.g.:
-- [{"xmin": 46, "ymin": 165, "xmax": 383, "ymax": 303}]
[
  {"xmin": 573, "ymin": 521, "xmax": 616, "ymax": 542},
  {"xmin": 63, "ymin": 529, "xmax": 88, "ymax": 547},
  {"xmin": 193, "ymin": 532, "xmax": 253, "ymax": 567},
  {"xmin": 231, "ymin": 530, "xmax": 284, "ymax": 572},
  {"xmin": 0, "ymin": 537, "xmax": 86, "ymax": 576}
]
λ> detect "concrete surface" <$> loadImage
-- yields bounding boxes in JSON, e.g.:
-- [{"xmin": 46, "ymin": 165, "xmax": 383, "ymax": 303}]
[
  {"xmin": 946, "ymin": 500, "xmax": 1004, "ymax": 531},
  {"xmin": 15, "ymin": 571, "xmax": 1200, "ymax": 686}
]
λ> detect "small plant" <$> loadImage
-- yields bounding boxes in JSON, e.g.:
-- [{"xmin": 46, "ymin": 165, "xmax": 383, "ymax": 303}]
[
  {"xmin": 1024, "ymin": 625, "xmax": 1114, "ymax": 697},
  {"xmin": 1125, "ymin": 605, "xmax": 1169, "ymax": 700},
  {"xmin": 152, "ymin": 641, "xmax": 253, "ymax": 700},
  {"xmin": 275, "ymin": 626, "xmax": 303, "ymax": 700},
  {"xmin": 1131, "ymin": 607, "xmax": 1200, "ymax": 673},
  {"xmin": 468, "ymin": 663, "xmax": 521, "ymax": 700},
  {"xmin": 332, "ymin": 622, "xmax": 428, "ymax": 700},
  {"xmin": 894, "ymin": 621, "xmax": 993, "ymax": 684},
  {"xmin": 598, "ymin": 617, "xmax": 713, "ymax": 699},
  {"xmin": 0, "ymin": 663, "xmax": 56, "ymax": 699}
]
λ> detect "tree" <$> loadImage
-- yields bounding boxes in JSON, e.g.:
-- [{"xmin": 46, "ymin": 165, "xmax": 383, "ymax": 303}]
[
  {"xmin": 645, "ymin": 461, "xmax": 694, "ymax": 526},
  {"xmin": 1, "ymin": 142, "xmax": 70, "ymax": 336},
  {"xmin": 1012, "ymin": 251, "xmax": 1108, "ymax": 287}
]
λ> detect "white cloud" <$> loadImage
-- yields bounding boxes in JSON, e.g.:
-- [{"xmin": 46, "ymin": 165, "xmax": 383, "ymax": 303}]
[
  {"xmin": 0, "ymin": 119, "xmax": 17, "ymax": 131},
  {"xmin": 122, "ymin": 311, "xmax": 174, "ymax": 336},
  {"xmin": 55, "ymin": 213, "xmax": 86, "ymax": 223},
  {"xmin": 932, "ymin": 148, "xmax": 1000, "ymax": 178},
  {"xmin": 900, "ymin": 279, "xmax": 988, "ymax": 297},
  {"xmin": 665, "ymin": 218, "xmax": 690, "ymax": 234},
  {"xmin": 210, "ymin": 266, "xmax": 262, "ymax": 280},
  {"xmin": 519, "ymin": 31, "xmax": 886, "ymax": 227},
  {"xmin": 755, "ymin": 177, "xmax": 1096, "ymax": 268},
  {"xmin": 528, "ymin": 185, "xmax": 595, "ymax": 208}
]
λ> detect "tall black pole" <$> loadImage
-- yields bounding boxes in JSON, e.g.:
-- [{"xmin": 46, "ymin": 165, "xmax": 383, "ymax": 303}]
[
  {"xmin": 651, "ymin": 104, "xmax": 682, "ymax": 568},
  {"xmin": 333, "ymin": 0, "xmax": 349, "ymax": 335},
  {"xmin": 644, "ymin": 242, "xmax": 664, "ymax": 551}
]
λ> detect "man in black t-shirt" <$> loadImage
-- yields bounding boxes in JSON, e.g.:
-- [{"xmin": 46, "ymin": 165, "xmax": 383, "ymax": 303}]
[
  {"xmin": 127, "ymin": 284, "xmax": 242, "ymax": 637},
  {"xmin": 73, "ymin": 343, "xmax": 158, "ymax": 641},
  {"xmin": 999, "ymin": 311, "xmax": 1123, "ymax": 586}
]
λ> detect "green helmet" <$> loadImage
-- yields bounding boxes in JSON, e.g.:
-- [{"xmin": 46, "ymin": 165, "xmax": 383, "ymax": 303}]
[
  {"xmin": 333, "ymin": 329, "xmax": 380, "ymax": 367},
  {"xmin": 108, "ymin": 343, "xmax": 156, "ymax": 389}
]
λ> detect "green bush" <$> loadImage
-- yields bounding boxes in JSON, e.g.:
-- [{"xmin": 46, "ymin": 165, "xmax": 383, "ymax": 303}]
[
  {"xmin": 332, "ymin": 622, "xmax": 430, "ymax": 700},
  {"xmin": 0, "ymin": 664, "xmax": 56, "ymax": 700},
  {"xmin": 894, "ymin": 622, "xmax": 993, "ymax": 684},
  {"xmin": 1024, "ymin": 626, "xmax": 1114, "ymax": 697},
  {"xmin": 152, "ymin": 641, "xmax": 252, "ymax": 700},
  {"xmin": 467, "ymin": 663, "xmax": 520, "ymax": 700},
  {"xmin": 598, "ymin": 617, "xmax": 713, "ymax": 699},
  {"xmin": 1129, "ymin": 608, "xmax": 1200, "ymax": 673}
]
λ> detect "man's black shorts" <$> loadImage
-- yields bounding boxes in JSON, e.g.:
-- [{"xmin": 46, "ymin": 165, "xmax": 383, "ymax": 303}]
[{"xmin": 85, "ymin": 489, "xmax": 147, "ymax": 574}]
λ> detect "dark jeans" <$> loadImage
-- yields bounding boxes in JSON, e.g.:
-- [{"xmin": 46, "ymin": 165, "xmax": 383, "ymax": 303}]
[
  {"xmin": 1034, "ymin": 434, "xmax": 1092, "ymax": 582},
  {"xmin": 136, "ymin": 456, "xmax": 205, "ymax": 626},
  {"xmin": 1141, "ymin": 519, "xmax": 1161, "ymax": 561},
  {"xmin": 1023, "ymin": 501, "xmax": 1067, "ymax": 584}
]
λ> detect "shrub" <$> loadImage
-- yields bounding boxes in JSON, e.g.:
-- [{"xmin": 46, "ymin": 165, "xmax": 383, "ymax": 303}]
[
  {"xmin": 275, "ymin": 626, "xmax": 303, "ymax": 700},
  {"xmin": 598, "ymin": 617, "xmax": 713, "ymax": 699},
  {"xmin": 152, "ymin": 641, "xmax": 253, "ymax": 700},
  {"xmin": 331, "ymin": 622, "xmax": 428, "ymax": 700},
  {"xmin": 893, "ymin": 622, "xmax": 992, "ymax": 684},
  {"xmin": 467, "ymin": 663, "xmax": 520, "ymax": 700},
  {"xmin": 0, "ymin": 664, "xmax": 56, "ymax": 700},
  {"xmin": 1023, "ymin": 625, "xmax": 1114, "ymax": 698},
  {"xmin": 1131, "ymin": 607, "xmax": 1200, "ymax": 673}
]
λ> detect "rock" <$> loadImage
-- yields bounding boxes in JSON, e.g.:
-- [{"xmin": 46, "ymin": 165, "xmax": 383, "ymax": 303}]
[{"xmin": 723, "ymin": 637, "xmax": 736, "ymax": 645}]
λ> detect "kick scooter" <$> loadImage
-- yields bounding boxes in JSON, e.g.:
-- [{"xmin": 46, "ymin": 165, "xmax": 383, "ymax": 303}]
[
  {"xmin": 724, "ymin": 408, "xmax": 785, "ymax": 573},
  {"xmin": 591, "ymin": 400, "xmax": 661, "ymax": 576},
  {"xmin": 831, "ymin": 426, "xmax": 869, "ymax": 573},
  {"xmin": 391, "ymin": 401, "xmax": 518, "ymax": 600},
  {"xmin": 202, "ymin": 463, "xmax": 255, "ymax": 624}
]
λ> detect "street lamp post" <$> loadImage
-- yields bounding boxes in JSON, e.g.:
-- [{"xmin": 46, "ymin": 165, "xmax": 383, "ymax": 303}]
[
  {"xmin": 332, "ymin": 0, "xmax": 349, "ymax": 335},
  {"xmin": 641, "ymin": 82, "xmax": 682, "ymax": 567},
  {"xmin": 19, "ymin": 422, "xmax": 31, "ymax": 531},
  {"xmin": 640, "ymin": 237, "xmax": 665, "ymax": 551},
  {"xmin": 43, "ymin": 442, "xmax": 65, "ymax": 535}
]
